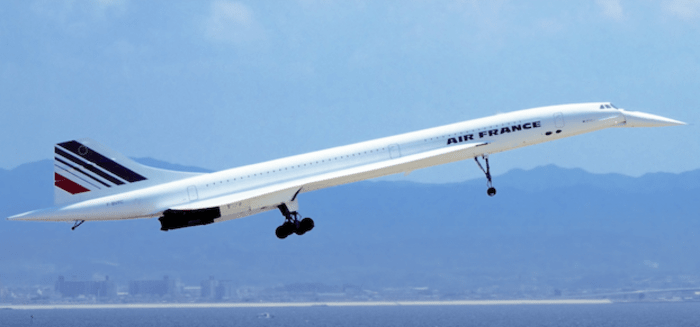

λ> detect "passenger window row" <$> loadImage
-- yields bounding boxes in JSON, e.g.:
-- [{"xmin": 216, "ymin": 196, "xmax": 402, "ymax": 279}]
[{"xmin": 204, "ymin": 147, "xmax": 388, "ymax": 187}]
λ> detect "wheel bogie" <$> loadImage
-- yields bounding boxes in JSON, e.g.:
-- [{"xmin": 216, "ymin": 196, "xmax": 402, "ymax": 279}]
[
  {"xmin": 300, "ymin": 217, "xmax": 314, "ymax": 232},
  {"xmin": 275, "ymin": 214, "xmax": 314, "ymax": 239}
]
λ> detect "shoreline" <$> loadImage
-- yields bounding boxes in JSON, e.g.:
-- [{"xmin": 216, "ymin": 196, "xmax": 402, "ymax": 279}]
[{"xmin": 1, "ymin": 299, "xmax": 611, "ymax": 310}]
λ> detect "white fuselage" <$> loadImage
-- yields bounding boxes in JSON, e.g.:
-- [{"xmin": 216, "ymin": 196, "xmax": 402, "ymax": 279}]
[{"xmin": 11, "ymin": 102, "xmax": 679, "ymax": 224}]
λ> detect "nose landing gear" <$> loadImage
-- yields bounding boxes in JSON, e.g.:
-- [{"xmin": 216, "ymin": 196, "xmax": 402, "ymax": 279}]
[
  {"xmin": 276, "ymin": 204, "xmax": 314, "ymax": 239},
  {"xmin": 475, "ymin": 155, "xmax": 496, "ymax": 197}
]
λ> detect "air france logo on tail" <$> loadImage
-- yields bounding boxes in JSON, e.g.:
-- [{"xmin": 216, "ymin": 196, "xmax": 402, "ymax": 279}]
[{"xmin": 53, "ymin": 141, "xmax": 147, "ymax": 195}]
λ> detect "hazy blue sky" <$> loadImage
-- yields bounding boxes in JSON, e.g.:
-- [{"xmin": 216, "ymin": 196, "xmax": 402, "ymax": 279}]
[{"xmin": 1, "ymin": 0, "xmax": 698, "ymax": 183}]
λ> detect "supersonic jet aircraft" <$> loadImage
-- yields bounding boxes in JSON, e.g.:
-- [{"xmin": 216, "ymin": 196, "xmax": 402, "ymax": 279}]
[{"xmin": 8, "ymin": 103, "xmax": 685, "ymax": 239}]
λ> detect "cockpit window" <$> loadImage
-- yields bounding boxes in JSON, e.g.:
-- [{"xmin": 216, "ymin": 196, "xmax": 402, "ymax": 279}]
[
  {"xmin": 600, "ymin": 103, "xmax": 618, "ymax": 109},
  {"xmin": 600, "ymin": 105, "xmax": 605, "ymax": 109},
  {"xmin": 605, "ymin": 104, "xmax": 611, "ymax": 108},
  {"xmin": 610, "ymin": 103, "xmax": 618, "ymax": 109}
]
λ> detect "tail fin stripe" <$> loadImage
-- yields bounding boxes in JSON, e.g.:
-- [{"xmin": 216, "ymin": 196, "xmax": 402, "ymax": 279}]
[
  {"xmin": 55, "ymin": 157, "xmax": 111, "ymax": 188},
  {"xmin": 55, "ymin": 164, "xmax": 103, "ymax": 190},
  {"xmin": 58, "ymin": 141, "xmax": 147, "ymax": 183},
  {"xmin": 55, "ymin": 147, "xmax": 126, "ymax": 186},
  {"xmin": 54, "ymin": 172, "xmax": 90, "ymax": 195}
]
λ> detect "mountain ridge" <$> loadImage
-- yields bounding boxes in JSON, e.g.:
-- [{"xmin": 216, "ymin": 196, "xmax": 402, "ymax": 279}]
[{"xmin": 0, "ymin": 159, "xmax": 697, "ymax": 290}]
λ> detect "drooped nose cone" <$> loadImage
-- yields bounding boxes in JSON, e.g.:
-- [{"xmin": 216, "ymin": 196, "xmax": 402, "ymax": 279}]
[{"xmin": 619, "ymin": 110, "xmax": 686, "ymax": 128}]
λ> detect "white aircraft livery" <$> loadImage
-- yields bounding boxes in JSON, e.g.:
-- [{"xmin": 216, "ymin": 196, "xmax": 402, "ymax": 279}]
[{"xmin": 8, "ymin": 103, "xmax": 686, "ymax": 239}]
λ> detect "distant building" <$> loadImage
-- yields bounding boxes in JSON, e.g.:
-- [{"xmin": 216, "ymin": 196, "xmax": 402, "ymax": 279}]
[
  {"xmin": 129, "ymin": 276, "xmax": 178, "ymax": 297},
  {"xmin": 200, "ymin": 276, "xmax": 235, "ymax": 300},
  {"xmin": 55, "ymin": 276, "xmax": 116, "ymax": 298}
]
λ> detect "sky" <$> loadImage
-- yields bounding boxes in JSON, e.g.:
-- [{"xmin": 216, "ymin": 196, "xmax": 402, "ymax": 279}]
[{"xmin": 1, "ymin": 0, "xmax": 698, "ymax": 183}]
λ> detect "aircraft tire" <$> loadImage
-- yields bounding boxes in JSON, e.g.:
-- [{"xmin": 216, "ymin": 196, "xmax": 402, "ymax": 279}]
[
  {"xmin": 300, "ymin": 217, "xmax": 314, "ymax": 232},
  {"xmin": 487, "ymin": 187, "xmax": 497, "ymax": 197},
  {"xmin": 275, "ymin": 225, "xmax": 289, "ymax": 239}
]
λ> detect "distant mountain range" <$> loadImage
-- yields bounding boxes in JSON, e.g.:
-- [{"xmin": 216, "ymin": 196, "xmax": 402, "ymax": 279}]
[{"xmin": 1, "ymin": 159, "xmax": 698, "ymax": 293}]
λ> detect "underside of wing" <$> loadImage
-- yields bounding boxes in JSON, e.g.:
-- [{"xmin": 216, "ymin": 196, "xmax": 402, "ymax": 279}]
[{"xmin": 158, "ymin": 142, "xmax": 487, "ymax": 230}]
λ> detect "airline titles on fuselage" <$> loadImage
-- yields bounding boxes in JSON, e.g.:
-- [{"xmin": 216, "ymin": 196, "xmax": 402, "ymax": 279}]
[{"xmin": 446, "ymin": 121, "xmax": 542, "ymax": 145}]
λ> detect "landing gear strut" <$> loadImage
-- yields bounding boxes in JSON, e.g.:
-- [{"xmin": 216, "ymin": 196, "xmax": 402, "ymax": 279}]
[
  {"xmin": 71, "ymin": 220, "xmax": 85, "ymax": 230},
  {"xmin": 275, "ymin": 204, "xmax": 314, "ymax": 239},
  {"xmin": 475, "ymin": 155, "xmax": 496, "ymax": 197}
]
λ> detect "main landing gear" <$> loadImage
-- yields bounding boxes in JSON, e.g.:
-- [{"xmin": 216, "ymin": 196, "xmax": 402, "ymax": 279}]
[
  {"xmin": 275, "ymin": 204, "xmax": 314, "ymax": 239},
  {"xmin": 475, "ymin": 155, "xmax": 497, "ymax": 197}
]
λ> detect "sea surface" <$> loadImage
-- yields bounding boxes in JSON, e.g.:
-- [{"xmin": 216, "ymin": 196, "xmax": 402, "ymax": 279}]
[{"xmin": 2, "ymin": 303, "xmax": 700, "ymax": 327}]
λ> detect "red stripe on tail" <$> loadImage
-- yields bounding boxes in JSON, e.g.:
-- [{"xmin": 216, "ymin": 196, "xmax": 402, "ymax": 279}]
[{"xmin": 54, "ymin": 173, "xmax": 90, "ymax": 194}]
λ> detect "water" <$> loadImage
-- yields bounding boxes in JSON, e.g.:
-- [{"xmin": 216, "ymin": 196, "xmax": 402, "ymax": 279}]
[{"xmin": 2, "ymin": 303, "xmax": 700, "ymax": 327}]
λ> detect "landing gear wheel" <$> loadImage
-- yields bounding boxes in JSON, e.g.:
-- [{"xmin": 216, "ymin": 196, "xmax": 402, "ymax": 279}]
[
  {"xmin": 300, "ymin": 217, "xmax": 314, "ymax": 233},
  {"xmin": 487, "ymin": 187, "xmax": 497, "ymax": 197},
  {"xmin": 294, "ymin": 218, "xmax": 315, "ymax": 235},
  {"xmin": 275, "ymin": 225, "xmax": 289, "ymax": 239},
  {"xmin": 276, "ymin": 222, "xmax": 294, "ymax": 239}
]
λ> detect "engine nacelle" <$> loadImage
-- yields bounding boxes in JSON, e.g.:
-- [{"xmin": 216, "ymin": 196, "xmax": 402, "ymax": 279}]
[{"xmin": 159, "ymin": 207, "xmax": 221, "ymax": 231}]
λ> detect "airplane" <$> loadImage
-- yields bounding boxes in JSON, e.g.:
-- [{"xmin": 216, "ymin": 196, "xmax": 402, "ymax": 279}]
[{"xmin": 7, "ymin": 102, "xmax": 686, "ymax": 239}]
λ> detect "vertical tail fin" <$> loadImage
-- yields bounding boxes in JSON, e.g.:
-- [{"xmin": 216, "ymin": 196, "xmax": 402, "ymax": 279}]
[{"xmin": 53, "ymin": 139, "xmax": 202, "ymax": 205}]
